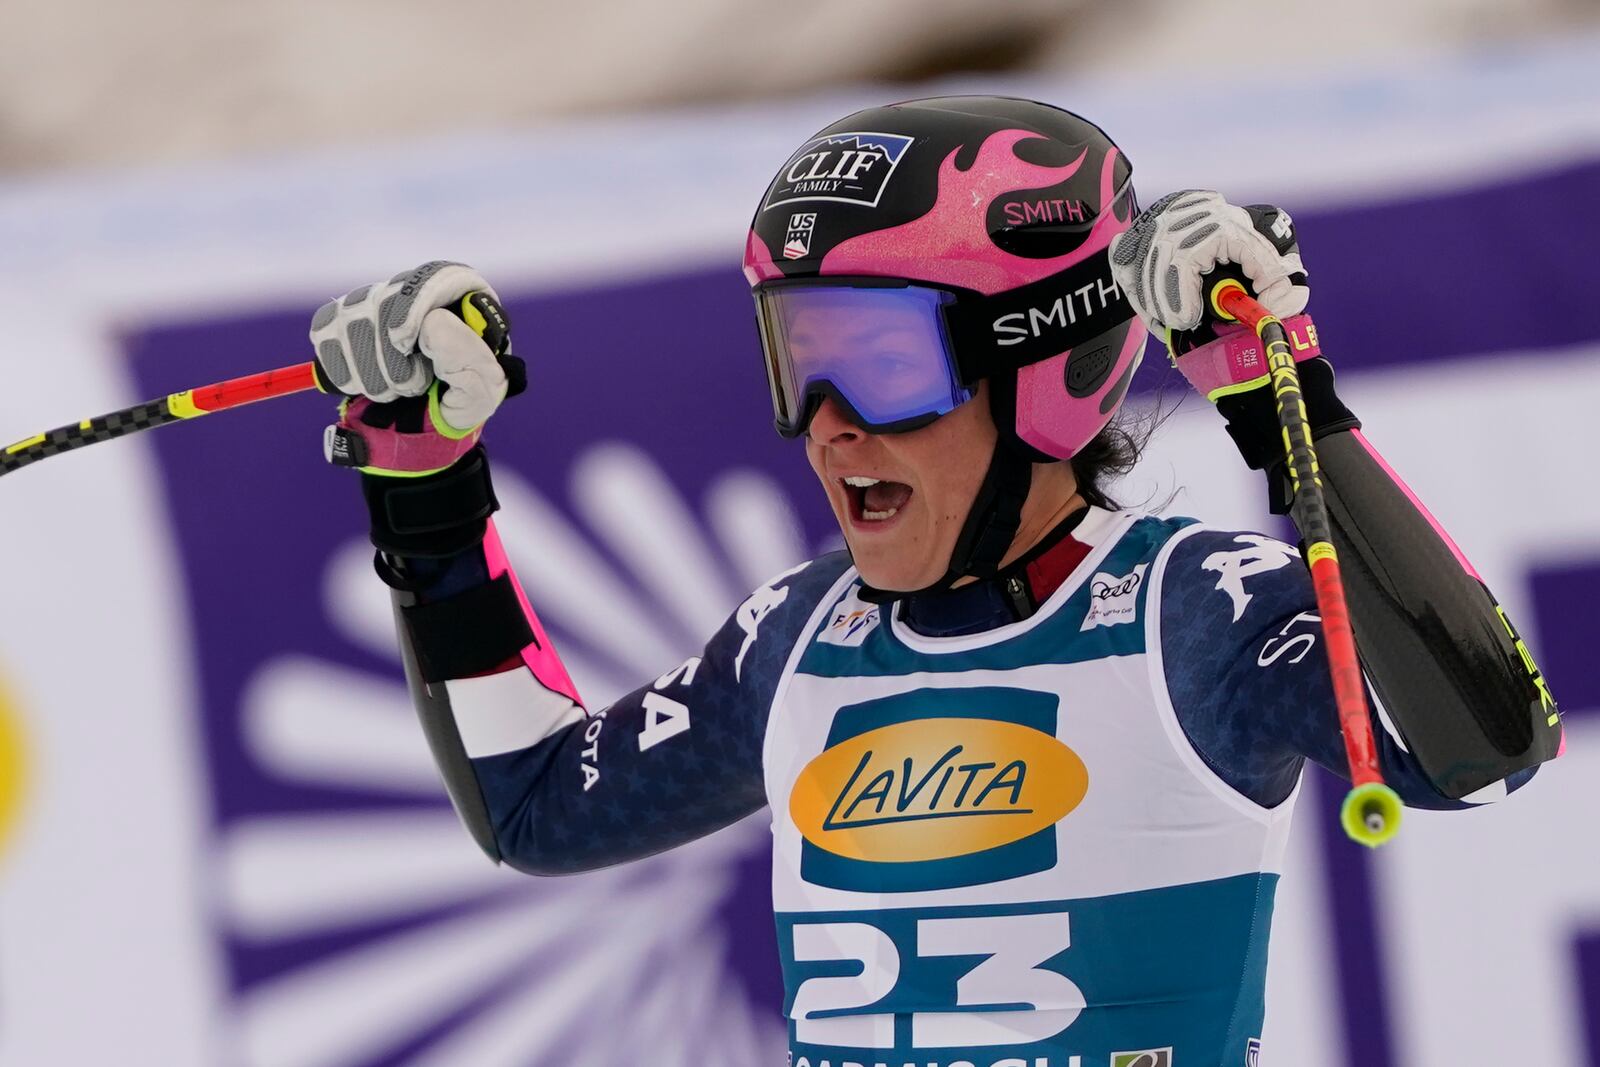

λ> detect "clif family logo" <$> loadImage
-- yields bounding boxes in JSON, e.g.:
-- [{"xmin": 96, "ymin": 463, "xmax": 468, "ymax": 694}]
[
  {"xmin": 763, "ymin": 131, "xmax": 914, "ymax": 210},
  {"xmin": 790, "ymin": 715, "xmax": 1087, "ymax": 863}
]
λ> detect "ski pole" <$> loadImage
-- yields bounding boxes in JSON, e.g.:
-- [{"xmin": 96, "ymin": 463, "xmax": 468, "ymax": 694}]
[
  {"xmin": 0, "ymin": 292, "xmax": 517, "ymax": 481},
  {"xmin": 0, "ymin": 363, "xmax": 321, "ymax": 479},
  {"xmin": 1211, "ymin": 279, "xmax": 1403, "ymax": 848}
]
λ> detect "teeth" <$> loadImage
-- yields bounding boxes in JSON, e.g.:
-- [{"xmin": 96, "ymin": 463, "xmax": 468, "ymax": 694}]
[
  {"xmin": 843, "ymin": 476, "xmax": 881, "ymax": 487},
  {"xmin": 862, "ymin": 506, "xmax": 899, "ymax": 521}
]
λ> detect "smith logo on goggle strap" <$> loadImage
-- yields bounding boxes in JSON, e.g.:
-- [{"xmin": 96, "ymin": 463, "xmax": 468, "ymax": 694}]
[
  {"xmin": 943, "ymin": 254, "xmax": 1135, "ymax": 378},
  {"xmin": 992, "ymin": 273, "xmax": 1125, "ymax": 348},
  {"xmin": 763, "ymin": 131, "xmax": 915, "ymax": 211}
]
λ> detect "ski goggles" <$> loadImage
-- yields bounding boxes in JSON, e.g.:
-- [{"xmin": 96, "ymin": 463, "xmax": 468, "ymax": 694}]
[
  {"xmin": 753, "ymin": 256, "xmax": 1134, "ymax": 439},
  {"xmin": 754, "ymin": 279, "xmax": 973, "ymax": 438}
]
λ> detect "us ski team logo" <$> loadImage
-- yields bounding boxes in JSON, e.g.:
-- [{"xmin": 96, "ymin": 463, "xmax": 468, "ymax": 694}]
[
  {"xmin": 763, "ymin": 131, "xmax": 914, "ymax": 210},
  {"xmin": 782, "ymin": 212, "xmax": 817, "ymax": 259}
]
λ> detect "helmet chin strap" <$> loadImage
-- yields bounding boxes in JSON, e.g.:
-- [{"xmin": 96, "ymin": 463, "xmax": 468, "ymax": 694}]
[
  {"xmin": 938, "ymin": 436, "xmax": 1036, "ymax": 583},
  {"xmin": 855, "ymin": 435, "xmax": 1034, "ymax": 603},
  {"xmin": 856, "ymin": 375, "xmax": 1042, "ymax": 603}
]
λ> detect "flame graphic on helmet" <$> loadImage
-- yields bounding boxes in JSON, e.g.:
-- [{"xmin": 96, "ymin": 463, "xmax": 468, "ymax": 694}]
[{"xmin": 818, "ymin": 128, "xmax": 1130, "ymax": 296}]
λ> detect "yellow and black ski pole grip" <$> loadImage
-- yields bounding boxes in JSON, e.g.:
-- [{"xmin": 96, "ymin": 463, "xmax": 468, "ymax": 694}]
[
  {"xmin": 1211, "ymin": 278, "xmax": 1403, "ymax": 848},
  {"xmin": 2, "ymin": 291, "xmax": 521, "ymax": 481}
]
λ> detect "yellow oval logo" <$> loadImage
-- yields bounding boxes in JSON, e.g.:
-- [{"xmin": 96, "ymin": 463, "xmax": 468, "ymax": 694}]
[
  {"xmin": 789, "ymin": 717, "xmax": 1088, "ymax": 863},
  {"xmin": 0, "ymin": 668, "xmax": 28, "ymax": 863}
]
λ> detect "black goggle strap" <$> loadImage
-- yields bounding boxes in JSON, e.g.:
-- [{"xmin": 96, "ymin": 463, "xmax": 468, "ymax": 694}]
[{"xmin": 942, "ymin": 253, "xmax": 1132, "ymax": 382}]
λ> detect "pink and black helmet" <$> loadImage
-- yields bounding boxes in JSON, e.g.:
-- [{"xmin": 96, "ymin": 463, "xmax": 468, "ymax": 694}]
[
  {"xmin": 744, "ymin": 95, "xmax": 1144, "ymax": 461},
  {"xmin": 743, "ymin": 96, "xmax": 1146, "ymax": 586}
]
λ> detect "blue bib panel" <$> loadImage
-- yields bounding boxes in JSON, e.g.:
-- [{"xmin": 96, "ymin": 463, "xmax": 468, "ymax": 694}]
[{"xmin": 763, "ymin": 509, "xmax": 1299, "ymax": 1067}]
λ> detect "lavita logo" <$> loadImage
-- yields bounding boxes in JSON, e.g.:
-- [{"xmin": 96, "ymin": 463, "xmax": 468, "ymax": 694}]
[
  {"xmin": 790, "ymin": 713, "xmax": 1088, "ymax": 864},
  {"xmin": 763, "ymin": 131, "xmax": 914, "ymax": 210},
  {"xmin": 793, "ymin": 688, "xmax": 1076, "ymax": 892}
]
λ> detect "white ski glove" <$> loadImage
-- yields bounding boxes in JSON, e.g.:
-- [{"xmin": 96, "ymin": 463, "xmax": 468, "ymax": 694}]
[
  {"xmin": 310, "ymin": 260, "xmax": 509, "ymax": 433},
  {"xmin": 1109, "ymin": 191, "xmax": 1309, "ymax": 334}
]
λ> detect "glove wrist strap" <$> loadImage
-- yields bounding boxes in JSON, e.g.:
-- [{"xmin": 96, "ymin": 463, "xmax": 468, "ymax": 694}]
[
  {"xmin": 360, "ymin": 446, "xmax": 499, "ymax": 556},
  {"xmin": 1172, "ymin": 313, "xmax": 1322, "ymax": 401}
]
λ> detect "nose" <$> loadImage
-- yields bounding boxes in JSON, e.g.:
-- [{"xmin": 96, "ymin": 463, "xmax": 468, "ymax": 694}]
[{"xmin": 808, "ymin": 395, "xmax": 862, "ymax": 445}]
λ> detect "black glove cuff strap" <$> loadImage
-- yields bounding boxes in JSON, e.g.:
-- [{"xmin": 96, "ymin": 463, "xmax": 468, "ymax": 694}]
[
  {"xmin": 360, "ymin": 446, "xmax": 499, "ymax": 557},
  {"xmin": 1214, "ymin": 357, "xmax": 1361, "ymax": 514}
]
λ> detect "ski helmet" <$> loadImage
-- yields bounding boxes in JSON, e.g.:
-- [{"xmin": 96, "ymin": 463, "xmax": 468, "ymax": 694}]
[{"xmin": 743, "ymin": 95, "xmax": 1146, "ymax": 587}]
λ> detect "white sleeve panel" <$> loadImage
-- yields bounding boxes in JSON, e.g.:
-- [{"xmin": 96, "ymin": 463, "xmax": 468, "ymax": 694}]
[{"xmin": 445, "ymin": 669, "xmax": 584, "ymax": 759}]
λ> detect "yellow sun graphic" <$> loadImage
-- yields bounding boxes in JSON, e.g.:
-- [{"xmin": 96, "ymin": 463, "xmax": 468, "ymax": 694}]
[{"xmin": 0, "ymin": 667, "xmax": 28, "ymax": 860}]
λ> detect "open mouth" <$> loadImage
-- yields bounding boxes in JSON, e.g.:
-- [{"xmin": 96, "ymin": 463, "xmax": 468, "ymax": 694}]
[{"xmin": 841, "ymin": 475, "xmax": 913, "ymax": 526}]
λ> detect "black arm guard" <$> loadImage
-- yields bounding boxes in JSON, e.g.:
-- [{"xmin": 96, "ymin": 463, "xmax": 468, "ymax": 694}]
[
  {"xmin": 1218, "ymin": 365, "xmax": 1562, "ymax": 798},
  {"xmin": 360, "ymin": 446, "xmax": 498, "ymax": 557},
  {"xmin": 383, "ymin": 552, "xmax": 550, "ymax": 865},
  {"xmin": 389, "ymin": 580, "xmax": 505, "ymax": 863}
]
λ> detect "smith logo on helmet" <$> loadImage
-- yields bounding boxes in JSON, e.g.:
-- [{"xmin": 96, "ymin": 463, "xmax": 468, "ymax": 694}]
[{"xmin": 763, "ymin": 131, "xmax": 915, "ymax": 211}]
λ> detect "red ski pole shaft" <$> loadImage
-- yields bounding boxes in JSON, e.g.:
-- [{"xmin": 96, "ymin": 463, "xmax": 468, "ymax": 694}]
[
  {"xmin": 1213, "ymin": 280, "xmax": 1402, "ymax": 847},
  {"xmin": 178, "ymin": 362, "xmax": 319, "ymax": 415},
  {"xmin": 0, "ymin": 362, "xmax": 320, "ymax": 480}
]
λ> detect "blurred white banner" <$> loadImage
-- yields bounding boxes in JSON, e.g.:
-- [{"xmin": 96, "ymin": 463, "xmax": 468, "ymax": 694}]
[{"xmin": 0, "ymin": 35, "xmax": 1596, "ymax": 1067}]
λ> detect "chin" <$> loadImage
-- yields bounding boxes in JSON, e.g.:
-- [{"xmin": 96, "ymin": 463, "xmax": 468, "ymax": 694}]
[
  {"xmin": 846, "ymin": 540, "xmax": 943, "ymax": 593},
  {"xmin": 824, "ymin": 489, "xmax": 949, "ymax": 592}
]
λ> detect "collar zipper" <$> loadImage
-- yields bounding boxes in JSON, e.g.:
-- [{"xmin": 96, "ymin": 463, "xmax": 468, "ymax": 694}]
[{"xmin": 1004, "ymin": 574, "xmax": 1033, "ymax": 620}]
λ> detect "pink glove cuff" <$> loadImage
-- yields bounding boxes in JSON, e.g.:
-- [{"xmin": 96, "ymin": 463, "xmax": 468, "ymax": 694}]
[
  {"xmin": 326, "ymin": 396, "xmax": 483, "ymax": 476},
  {"xmin": 1173, "ymin": 313, "xmax": 1322, "ymax": 402}
]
